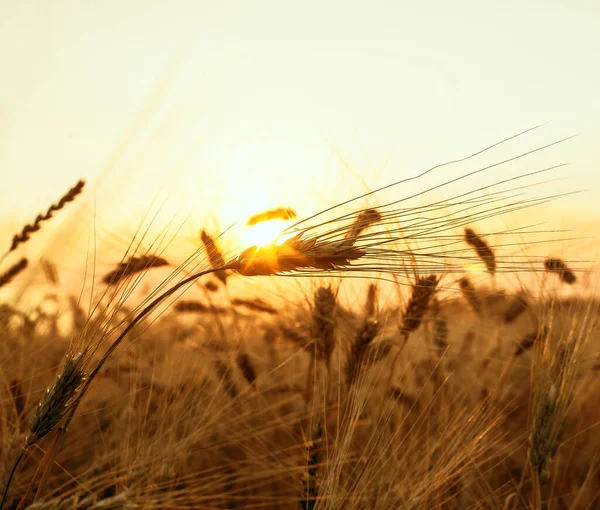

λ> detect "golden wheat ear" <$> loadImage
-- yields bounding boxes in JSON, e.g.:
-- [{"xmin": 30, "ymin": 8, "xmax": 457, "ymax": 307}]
[
  {"xmin": 6, "ymin": 179, "xmax": 85, "ymax": 255},
  {"xmin": 400, "ymin": 275, "xmax": 439, "ymax": 340},
  {"xmin": 200, "ymin": 230, "xmax": 229, "ymax": 284},
  {"xmin": 246, "ymin": 206, "xmax": 297, "ymax": 226}
]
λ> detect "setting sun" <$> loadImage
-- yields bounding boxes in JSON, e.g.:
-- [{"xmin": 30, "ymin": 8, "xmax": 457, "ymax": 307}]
[{"xmin": 241, "ymin": 219, "xmax": 289, "ymax": 248}]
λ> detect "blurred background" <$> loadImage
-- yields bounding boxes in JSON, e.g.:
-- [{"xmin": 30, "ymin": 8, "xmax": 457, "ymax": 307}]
[{"xmin": 1, "ymin": 0, "xmax": 599, "ymax": 298}]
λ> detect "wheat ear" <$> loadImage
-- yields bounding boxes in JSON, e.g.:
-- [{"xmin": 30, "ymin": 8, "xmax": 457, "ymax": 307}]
[
  {"xmin": 464, "ymin": 227, "xmax": 496, "ymax": 274},
  {"xmin": 0, "ymin": 258, "xmax": 28, "ymax": 289},
  {"xmin": 102, "ymin": 255, "xmax": 169, "ymax": 285},
  {"xmin": 5, "ymin": 179, "xmax": 85, "ymax": 257},
  {"xmin": 544, "ymin": 258, "xmax": 576, "ymax": 284}
]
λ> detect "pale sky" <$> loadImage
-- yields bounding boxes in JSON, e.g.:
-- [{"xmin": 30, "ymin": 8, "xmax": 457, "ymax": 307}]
[{"xmin": 1, "ymin": 1, "xmax": 599, "ymax": 283}]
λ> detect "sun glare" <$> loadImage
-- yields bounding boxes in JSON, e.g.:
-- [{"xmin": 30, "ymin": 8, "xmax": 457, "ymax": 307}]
[{"xmin": 242, "ymin": 219, "xmax": 290, "ymax": 248}]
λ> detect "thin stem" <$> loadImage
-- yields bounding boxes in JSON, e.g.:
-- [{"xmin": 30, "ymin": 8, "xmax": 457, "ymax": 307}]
[{"xmin": 0, "ymin": 447, "xmax": 26, "ymax": 509}]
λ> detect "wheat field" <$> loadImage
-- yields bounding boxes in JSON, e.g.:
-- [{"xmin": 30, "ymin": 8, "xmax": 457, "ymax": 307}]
[{"xmin": 0, "ymin": 128, "xmax": 599, "ymax": 510}]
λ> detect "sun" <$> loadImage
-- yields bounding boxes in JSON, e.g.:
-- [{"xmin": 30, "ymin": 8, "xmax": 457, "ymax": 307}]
[{"xmin": 241, "ymin": 219, "xmax": 289, "ymax": 248}]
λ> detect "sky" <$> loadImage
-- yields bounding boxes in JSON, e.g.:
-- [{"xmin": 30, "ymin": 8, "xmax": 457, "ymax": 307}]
[{"xmin": 0, "ymin": 0, "xmax": 599, "ymax": 291}]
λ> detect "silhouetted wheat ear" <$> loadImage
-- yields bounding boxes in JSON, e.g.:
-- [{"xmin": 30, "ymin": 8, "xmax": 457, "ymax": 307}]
[
  {"xmin": 346, "ymin": 318, "xmax": 381, "ymax": 387},
  {"xmin": 345, "ymin": 208, "xmax": 382, "ymax": 241},
  {"xmin": 200, "ymin": 229, "xmax": 229, "ymax": 285},
  {"xmin": 246, "ymin": 207, "xmax": 297, "ymax": 226},
  {"xmin": 40, "ymin": 258, "xmax": 59, "ymax": 285},
  {"xmin": 27, "ymin": 353, "xmax": 86, "ymax": 446},
  {"xmin": 514, "ymin": 328, "xmax": 548, "ymax": 358},
  {"xmin": 233, "ymin": 235, "xmax": 365, "ymax": 276},
  {"xmin": 102, "ymin": 255, "xmax": 169, "ymax": 285},
  {"xmin": 236, "ymin": 352, "xmax": 258, "ymax": 386},
  {"xmin": 311, "ymin": 286, "xmax": 337, "ymax": 365},
  {"xmin": 8, "ymin": 179, "xmax": 85, "ymax": 253},
  {"xmin": 458, "ymin": 276, "xmax": 482, "ymax": 316},
  {"xmin": 464, "ymin": 228, "xmax": 496, "ymax": 274},
  {"xmin": 365, "ymin": 283, "xmax": 378, "ymax": 318},
  {"xmin": 174, "ymin": 300, "xmax": 225, "ymax": 314},
  {"xmin": 0, "ymin": 258, "xmax": 28, "ymax": 289},
  {"xmin": 400, "ymin": 275, "xmax": 439, "ymax": 340},
  {"xmin": 544, "ymin": 258, "xmax": 576, "ymax": 284},
  {"xmin": 231, "ymin": 297, "xmax": 277, "ymax": 314},
  {"xmin": 503, "ymin": 293, "xmax": 529, "ymax": 323},
  {"xmin": 204, "ymin": 280, "xmax": 219, "ymax": 292}
]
